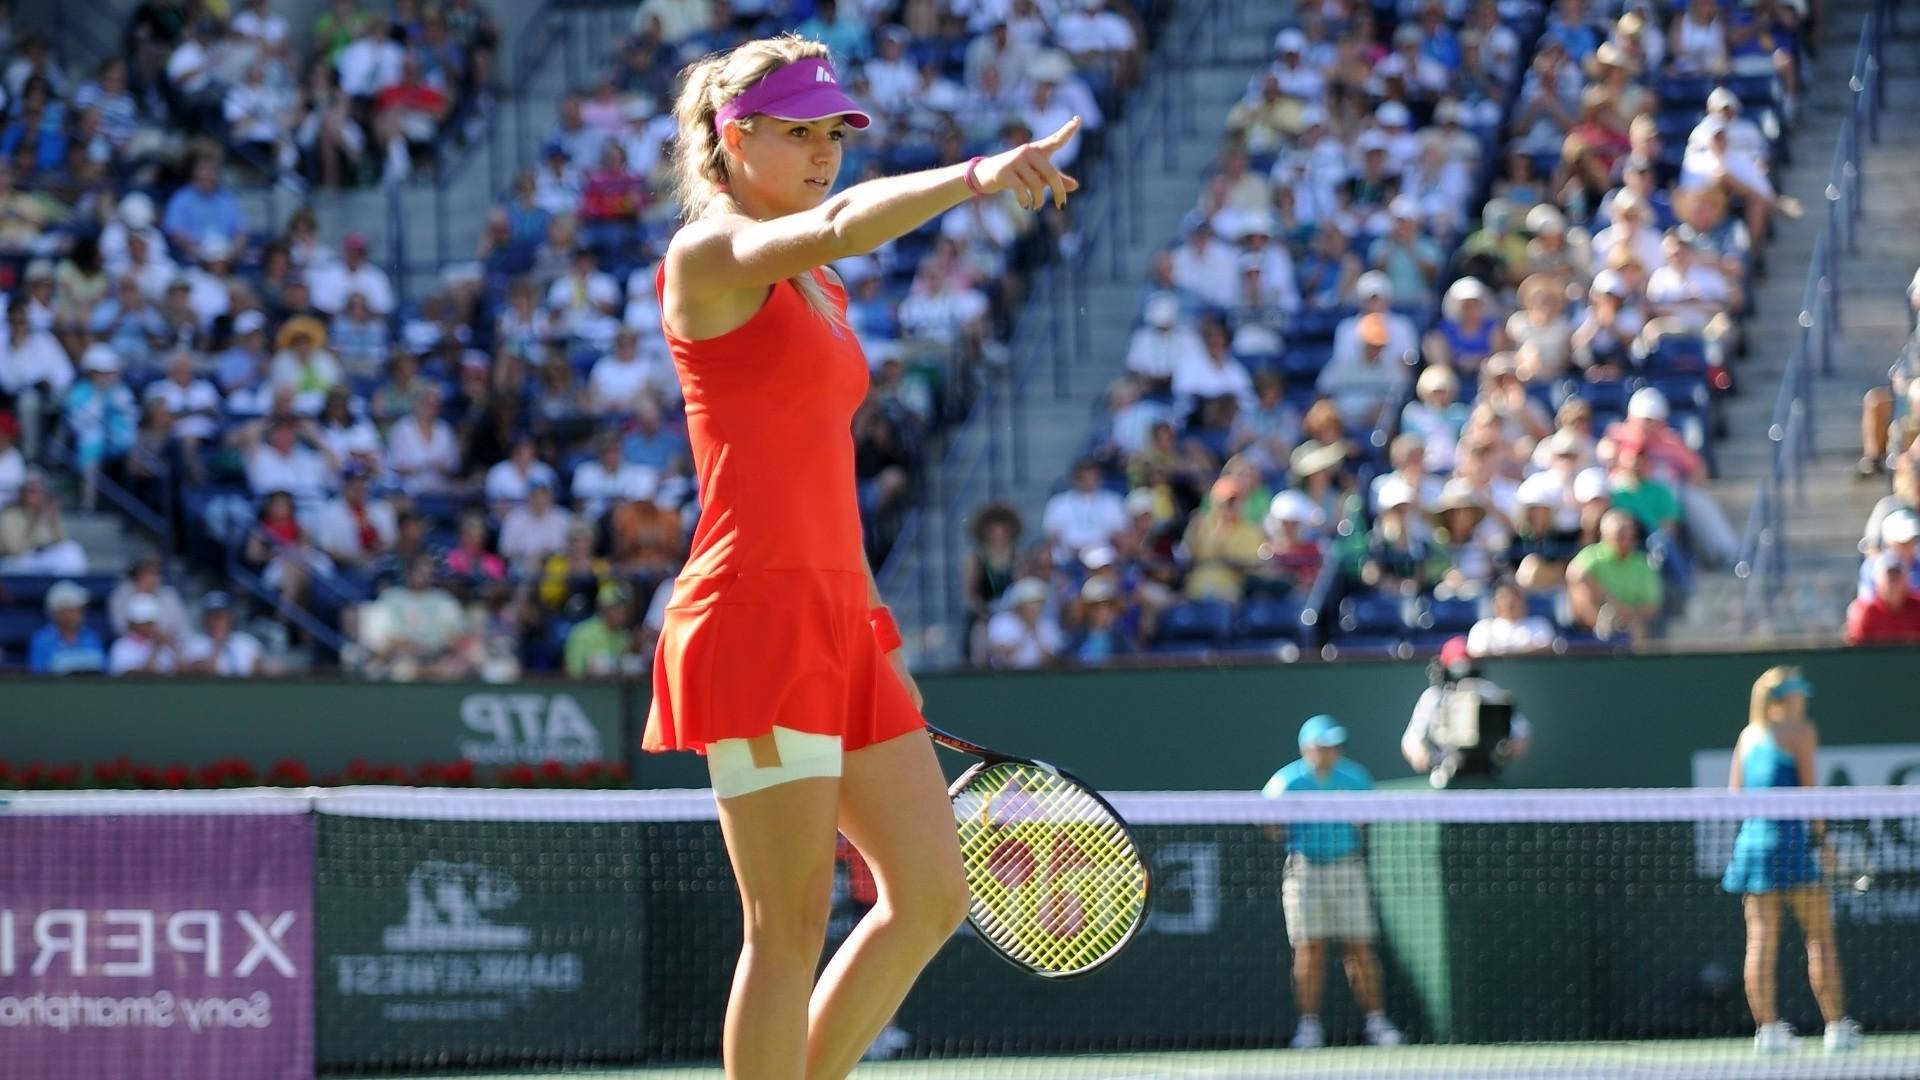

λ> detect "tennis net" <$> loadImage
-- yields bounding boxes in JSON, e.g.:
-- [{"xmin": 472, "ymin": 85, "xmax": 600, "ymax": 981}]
[{"xmin": 2, "ymin": 785, "xmax": 1918, "ymax": 1078}]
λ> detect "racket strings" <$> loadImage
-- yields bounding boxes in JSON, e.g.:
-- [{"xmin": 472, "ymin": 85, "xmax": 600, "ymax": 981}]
[{"xmin": 952, "ymin": 762, "xmax": 1149, "ymax": 976}]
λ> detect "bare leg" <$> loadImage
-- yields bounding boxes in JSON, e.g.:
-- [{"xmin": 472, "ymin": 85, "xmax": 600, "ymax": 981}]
[
  {"xmin": 1343, "ymin": 941, "xmax": 1386, "ymax": 1014},
  {"xmin": 1293, "ymin": 939, "xmax": 1328, "ymax": 1018},
  {"xmin": 715, "ymin": 771, "xmax": 841, "ymax": 1080},
  {"xmin": 805, "ymin": 731, "xmax": 969, "ymax": 1079},
  {"xmin": 1743, "ymin": 893, "xmax": 1783, "ymax": 1026},
  {"xmin": 1787, "ymin": 887, "xmax": 1847, "ymax": 1023},
  {"xmin": 1863, "ymin": 388, "xmax": 1892, "ymax": 465}
]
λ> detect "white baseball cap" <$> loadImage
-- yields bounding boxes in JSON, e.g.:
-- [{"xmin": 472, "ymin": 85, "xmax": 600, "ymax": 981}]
[
  {"xmin": 1375, "ymin": 476, "xmax": 1414, "ymax": 510},
  {"xmin": 1005, "ymin": 577, "xmax": 1050, "ymax": 607},
  {"xmin": 1355, "ymin": 271, "xmax": 1393, "ymax": 300},
  {"xmin": 1707, "ymin": 86, "xmax": 1741, "ymax": 112},
  {"xmin": 1516, "ymin": 472, "xmax": 1562, "ymax": 509},
  {"xmin": 1573, "ymin": 467, "xmax": 1611, "ymax": 504},
  {"xmin": 1627, "ymin": 387, "xmax": 1670, "ymax": 421},
  {"xmin": 82, "ymin": 344, "xmax": 121, "ymax": 373},
  {"xmin": 1883, "ymin": 511, "xmax": 1920, "ymax": 545}
]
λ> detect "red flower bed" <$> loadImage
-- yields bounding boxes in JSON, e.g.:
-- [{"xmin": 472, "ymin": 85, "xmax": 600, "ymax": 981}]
[{"xmin": 0, "ymin": 757, "xmax": 631, "ymax": 791}]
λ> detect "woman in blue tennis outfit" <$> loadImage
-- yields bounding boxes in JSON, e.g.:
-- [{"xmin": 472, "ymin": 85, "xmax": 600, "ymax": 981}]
[{"xmin": 1723, "ymin": 667, "xmax": 1860, "ymax": 1055}]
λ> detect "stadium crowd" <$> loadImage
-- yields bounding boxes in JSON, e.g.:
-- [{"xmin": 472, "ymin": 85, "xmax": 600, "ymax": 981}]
[
  {"xmin": 0, "ymin": 0, "xmax": 1153, "ymax": 676},
  {"xmin": 1841, "ymin": 266, "xmax": 1920, "ymax": 647},
  {"xmin": 969, "ymin": 0, "xmax": 1813, "ymax": 669}
]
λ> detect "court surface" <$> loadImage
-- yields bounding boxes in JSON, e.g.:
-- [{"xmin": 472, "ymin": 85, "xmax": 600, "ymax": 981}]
[{"xmin": 376, "ymin": 1033, "xmax": 1920, "ymax": 1079}]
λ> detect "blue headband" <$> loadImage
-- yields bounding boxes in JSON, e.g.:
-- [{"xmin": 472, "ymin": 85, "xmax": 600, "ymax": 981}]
[{"xmin": 1769, "ymin": 675, "xmax": 1814, "ymax": 700}]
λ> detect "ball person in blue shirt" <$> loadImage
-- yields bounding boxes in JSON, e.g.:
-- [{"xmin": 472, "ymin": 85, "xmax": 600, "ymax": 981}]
[{"xmin": 1263, "ymin": 715, "xmax": 1403, "ymax": 1050}]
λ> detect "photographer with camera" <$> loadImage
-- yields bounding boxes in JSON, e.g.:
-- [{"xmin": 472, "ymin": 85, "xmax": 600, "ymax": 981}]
[{"xmin": 1401, "ymin": 636, "xmax": 1532, "ymax": 788}]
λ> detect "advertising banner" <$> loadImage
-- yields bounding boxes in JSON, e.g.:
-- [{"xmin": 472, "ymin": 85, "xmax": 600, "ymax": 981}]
[
  {"xmin": 0, "ymin": 812, "xmax": 315, "ymax": 1080},
  {"xmin": 313, "ymin": 814, "xmax": 647, "ymax": 1069}
]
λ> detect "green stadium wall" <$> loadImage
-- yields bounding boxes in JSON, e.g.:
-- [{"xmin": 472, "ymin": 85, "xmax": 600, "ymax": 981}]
[{"xmin": 3, "ymin": 645, "xmax": 1915, "ymax": 790}]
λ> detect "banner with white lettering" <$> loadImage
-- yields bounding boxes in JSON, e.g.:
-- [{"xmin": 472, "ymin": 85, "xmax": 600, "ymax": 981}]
[{"xmin": 0, "ymin": 813, "xmax": 314, "ymax": 1080}]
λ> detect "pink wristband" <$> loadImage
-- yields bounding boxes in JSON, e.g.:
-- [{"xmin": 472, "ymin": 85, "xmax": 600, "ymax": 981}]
[
  {"xmin": 962, "ymin": 155, "xmax": 986, "ymax": 196},
  {"xmin": 870, "ymin": 606, "xmax": 904, "ymax": 653}
]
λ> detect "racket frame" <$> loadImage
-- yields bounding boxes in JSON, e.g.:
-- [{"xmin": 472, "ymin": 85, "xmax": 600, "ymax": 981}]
[{"xmin": 926, "ymin": 722, "xmax": 1153, "ymax": 979}]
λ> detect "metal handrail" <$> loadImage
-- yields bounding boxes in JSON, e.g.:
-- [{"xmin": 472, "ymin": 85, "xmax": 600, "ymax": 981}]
[{"xmin": 1734, "ymin": 0, "xmax": 1893, "ymax": 630}]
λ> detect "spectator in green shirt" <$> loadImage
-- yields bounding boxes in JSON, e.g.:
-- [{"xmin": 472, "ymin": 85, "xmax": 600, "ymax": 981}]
[
  {"xmin": 1567, "ymin": 509, "xmax": 1663, "ymax": 643},
  {"xmin": 1606, "ymin": 444, "xmax": 1680, "ymax": 536},
  {"xmin": 564, "ymin": 582, "xmax": 636, "ymax": 677}
]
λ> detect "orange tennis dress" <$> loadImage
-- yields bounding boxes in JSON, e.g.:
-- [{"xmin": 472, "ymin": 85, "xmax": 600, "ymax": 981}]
[{"xmin": 642, "ymin": 263, "xmax": 923, "ymax": 755}]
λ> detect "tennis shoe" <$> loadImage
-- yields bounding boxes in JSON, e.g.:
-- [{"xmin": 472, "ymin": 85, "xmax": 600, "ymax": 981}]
[
  {"xmin": 1365, "ymin": 1013, "xmax": 1404, "ymax": 1047},
  {"xmin": 1290, "ymin": 1016, "xmax": 1324, "ymax": 1050},
  {"xmin": 1825, "ymin": 1018, "xmax": 1863, "ymax": 1053},
  {"xmin": 1754, "ymin": 1021, "xmax": 1795, "ymax": 1054}
]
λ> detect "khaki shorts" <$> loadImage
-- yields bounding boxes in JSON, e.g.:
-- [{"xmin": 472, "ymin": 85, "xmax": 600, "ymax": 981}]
[{"xmin": 1281, "ymin": 853, "xmax": 1377, "ymax": 945}]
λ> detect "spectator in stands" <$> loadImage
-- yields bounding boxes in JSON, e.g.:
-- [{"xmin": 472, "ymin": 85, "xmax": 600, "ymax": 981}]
[
  {"xmin": 240, "ymin": 415, "xmax": 333, "ymax": 513},
  {"xmin": 0, "ymin": 295, "xmax": 73, "ymax": 461},
  {"xmin": 1180, "ymin": 478, "xmax": 1266, "ymax": 604},
  {"xmin": 336, "ymin": 15, "xmax": 403, "ymax": 103},
  {"xmin": 1607, "ymin": 387, "xmax": 1737, "ymax": 565},
  {"xmin": 1318, "ymin": 313, "xmax": 1410, "ymax": 434},
  {"xmin": 1424, "ymin": 277, "xmax": 1507, "ymax": 376},
  {"xmin": 572, "ymin": 432, "xmax": 656, "ymax": 520},
  {"xmin": 28, "ymin": 578, "xmax": 105, "ymax": 675},
  {"xmin": 564, "ymin": 581, "xmax": 637, "ymax": 677},
  {"xmin": 108, "ymin": 591, "xmax": 179, "ymax": 675},
  {"xmin": 1567, "ymin": 508, "xmax": 1662, "ymax": 642},
  {"xmin": 498, "ymin": 475, "xmax": 571, "ymax": 571},
  {"xmin": 180, "ymin": 591, "xmax": 263, "ymax": 676},
  {"xmin": 142, "ymin": 349, "xmax": 219, "ymax": 480},
  {"xmin": 589, "ymin": 326, "xmax": 672, "ymax": 416},
  {"xmin": 1170, "ymin": 218, "xmax": 1239, "ymax": 310},
  {"xmin": 372, "ymin": 51, "xmax": 450, "ymax": 182},
  {"xmin": 1521, "ymin": 204, "xmax": 1592, "ymax": 288},
  {"xmin": 578, "ymin": 141, "xmax": 646, "ymax": 253},
  {"xmin": 386, "ymin": 385, "xmax": 460, "ymax": 494},
  {"xmin": 1263, "ymin": 714, "xmax": 1404, "ymax": 1051},
  {"xmin": 63, "ymin": 345, "xmax": 138, "ymax": 510},
  {"xmin": 1173, "ymin": 317, "xmax": 1255, "ymax": 422},
  {"xmin": 1123, "ymin": 294, "xmax": 1200, "ymax": 399},
  {"xmin": 1044, "ymin": 459, "xmax": 1128, "ymax": 564},
  {"xmin": 225, "ymin": 59, "xmax": 298, "ymax": 180},
  {"xmin": 295, "ymin": 60, "xmax": 366, "ymax": 188},
  {"xmin": 439, "ymin": 511, "xmax": 505, "ymax": 586},
  {"xmin": 1359, "ymin": 477, "xmax": 1438, "ymax": 595},
  {"xmin": 985, "ymin": 576, "xmax": 1062, "ymax": 670},
  {"xmin": 1468, "ymin": 578, "xmax": 1555, "ymax": 656},
  {"xmin": 1367, "ymin": 198, "xmax": 1443, "ymax": 307},
  {"xmin": 356, "ymin": 554, "xmax": 472, "ymax": 680},
  {"xmin": 548, "ymin": 245, "xmax": 620, "ymax": 343},
  {"xmin": 483, "ymin": 434, "xmax": 557, "ymax": 515},
  {"xmin": 1570, "ymin": 269, "xmax": 1642, "ymax": 379},
  {"xmin": 162, "ymin": 155, "xmax": 245, "ymax": 264},
  {"xmin": 312, "ymin": 462, "xmax": 396, "ymax": 571},
  {"xmin": 307, "ymin": 233, "xmax": 393, "ymax": 315},
  {"xmin": 1295, "ymin": 223, "xmax": 1361, "ymax": 310},
  {"xmin": 962, "ymin": 503, "xmax": 1021, "ymax": 663},
  {"xmin": 1431, "ymin": 479, "xmax": 1505, "ymax": 597},
  {"xmin": 0, "ymin": 469, "xmax": 83, "ymax": 573},
  {"xmin": 1858, "ymin": 511, "xmax": 1920, "ymax": 602},
  {"xmin": 88, "ymin": 275, "xmax": 165, "ymax": 377},
  {"xmin": 106, "ymin": 550, "xmax": 188, "ymax": 641},
  {"xmin": 330, "ymin": 292, "xmax": 389, "ymax": 374},
  {"xmin": 1861, "ymin": 459, "xmax": 1920, "ymax": 554},
  {"xmin": 1845, "ymin": 550, "xmax": 1920, "ymax": 645}
]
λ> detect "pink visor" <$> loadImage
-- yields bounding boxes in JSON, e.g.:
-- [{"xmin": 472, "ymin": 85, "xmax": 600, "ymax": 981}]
[{"xmin": 714, "ymin": 57, "xmax": 871, "ymax": 134}]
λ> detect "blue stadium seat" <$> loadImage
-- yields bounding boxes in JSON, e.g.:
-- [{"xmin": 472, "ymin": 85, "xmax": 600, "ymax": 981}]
[
  {"xmin": 1287, "ymin": 308, "xmax": 1349, "ymax": 344},
  {"xmin": 1152, "ymin": 600, "xmax": 1234, "ymax": 651},
  {"xmin": 1567, "ymin": 378, "xmax": 1632, "ymax": 415},
  {"xmin": 1336, "ymin": 592, "xmax": 1411, "ymax": 640},
  {"xmin": 1643, "ymin": 333, "xmax": 1710, "ymax": 374},
  {"xmin": 1415, "ymin": 595, "xmax": 1481, "ymax": 635},
  {"xmin": 1235, "ymin": 594, "xmax": 1305, "ymax": 643},
  {"xmin": 0, "ymin": 607, "xmax": 40, "ymax": 650},
  {"xmin": 1280, "ymin": 343, "xmax": 1333, "ymax": 381},
  {"xmin": 0, "ymin": 574, "xmax": 120, "ymax": 609},
  {"xmin": 1657, "ymin": 74, "xmax": 1714, "ymax": 111}
]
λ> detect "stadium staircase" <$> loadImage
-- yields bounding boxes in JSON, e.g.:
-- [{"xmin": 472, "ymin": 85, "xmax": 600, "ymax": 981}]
[
  {"xmin": 1676, "ymin": 0, "xmax": 1920, "ymax": 642},
  {"xmin": 882, "ymin": 0, "xmax": 1274, "ymax": 666}
]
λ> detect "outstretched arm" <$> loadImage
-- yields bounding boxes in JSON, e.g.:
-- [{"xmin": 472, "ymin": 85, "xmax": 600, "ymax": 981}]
[{"xmin": 671, "ymin": 118, "xmax": 1084, "ymax": 293}]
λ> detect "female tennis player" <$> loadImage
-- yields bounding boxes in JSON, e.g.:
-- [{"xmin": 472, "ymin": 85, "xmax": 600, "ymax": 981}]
[
  {"xmin": 1722, "ymin": 666, "xmax": 1860, "ymax": 1055},
  {"xmin": 647, "ymin": 35, "xmax": 1080, "ymax": 1079}
]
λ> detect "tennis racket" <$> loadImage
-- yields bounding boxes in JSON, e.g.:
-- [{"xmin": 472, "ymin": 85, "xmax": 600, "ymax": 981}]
[{"xmin": 926, "ymin": 722, "xmax": 1151, "ymax": 979}]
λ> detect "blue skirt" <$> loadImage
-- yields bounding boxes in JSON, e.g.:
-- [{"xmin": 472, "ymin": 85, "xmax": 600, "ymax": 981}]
[{"xmin": 1721, "ymin": 818, "xmax": 1820, "ymax": 894}]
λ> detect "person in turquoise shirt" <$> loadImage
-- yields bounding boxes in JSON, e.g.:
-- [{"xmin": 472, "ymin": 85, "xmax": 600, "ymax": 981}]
[{"xmin": 1263, "ymin": 715, "xmax": 1402, "ymax": 1051}]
